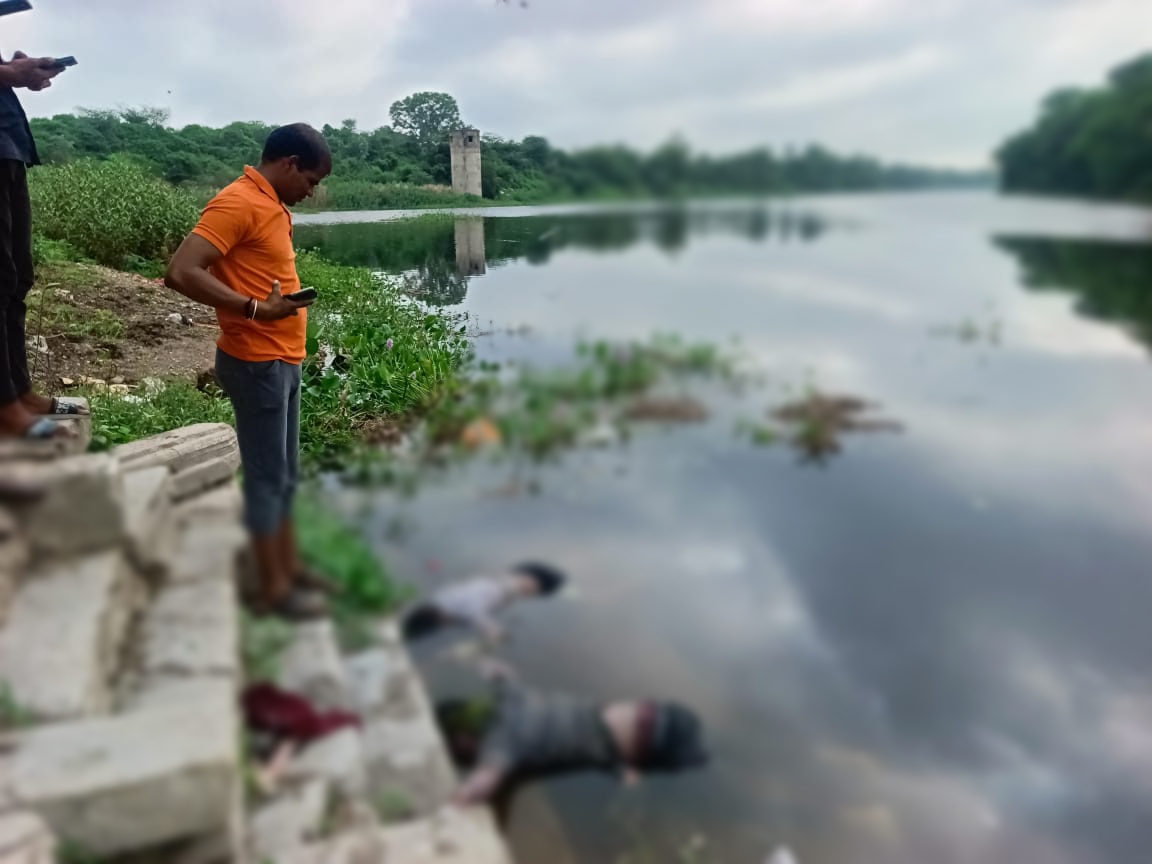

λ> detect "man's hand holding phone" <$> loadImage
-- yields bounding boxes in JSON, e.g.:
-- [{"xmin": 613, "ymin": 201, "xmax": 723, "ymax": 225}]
[
  {"xmin": 252, "ymin": 280, "xmax": 316, "ymax": 321},
  {"xmin": 6, "ymin": 51, "xmax": 65, "ymax": 91}
]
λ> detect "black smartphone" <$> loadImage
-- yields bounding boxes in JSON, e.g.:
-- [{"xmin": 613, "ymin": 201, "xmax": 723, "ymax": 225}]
[
  {"xmin": 51, "ymin": 56, "xmax": 77, "ymax": 68},
  {"xmin": 290, "ymin": 287, "xmax": 317, "ymax": 303},
  {"xmin": 0, "ymin": 0, "xmax": 32, "ymax": 18}
]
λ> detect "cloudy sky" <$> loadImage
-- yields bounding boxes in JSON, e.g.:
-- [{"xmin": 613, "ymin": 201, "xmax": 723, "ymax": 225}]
[{"xmin": 3, "ymin": 0, "xmax": 1150, "ymax": 167}]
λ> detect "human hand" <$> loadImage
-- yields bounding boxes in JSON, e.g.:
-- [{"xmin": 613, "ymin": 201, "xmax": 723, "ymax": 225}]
[
  {"xmin": 8, "ymin": 52, "xmax": 63, "ymax": 90},
  {"xmin": 256, "ymin": 280, "xmax": 313, "ymax": 320}
]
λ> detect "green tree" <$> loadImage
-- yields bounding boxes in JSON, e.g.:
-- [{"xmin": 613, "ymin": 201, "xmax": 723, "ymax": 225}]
[{"xmin": 388, "ymin": 92, "xmax": 463, "ymax": 149}]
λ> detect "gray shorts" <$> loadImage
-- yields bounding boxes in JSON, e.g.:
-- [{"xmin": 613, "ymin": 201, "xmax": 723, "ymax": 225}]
[{"xmin": 215, "ymin": 348, "xmax": 301, "ymax": 535}]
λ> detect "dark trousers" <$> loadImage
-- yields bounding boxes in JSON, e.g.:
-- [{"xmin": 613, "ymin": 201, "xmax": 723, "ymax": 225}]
[
  {"xmin": 214, "ymin": 348, "xmax": 302, "ymax": 536},
  {"xmin": 0, "ymin": 160, "xmax": 32, "ymax": 406}
]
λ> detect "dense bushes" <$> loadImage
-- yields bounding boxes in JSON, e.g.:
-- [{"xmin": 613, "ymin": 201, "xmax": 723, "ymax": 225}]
[
  {"xmin": 29, "ymin": 158, "xmax": 199, "ymax": 267},
  {"xmin": 997, "ymin": 52, "xmax": 1152, "ymax": 200}
]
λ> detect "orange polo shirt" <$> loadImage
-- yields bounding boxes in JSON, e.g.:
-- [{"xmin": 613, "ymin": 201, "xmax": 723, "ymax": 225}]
[{"xmin": 192, "ymin": 166, "xmax": 306, "ymax": 364}]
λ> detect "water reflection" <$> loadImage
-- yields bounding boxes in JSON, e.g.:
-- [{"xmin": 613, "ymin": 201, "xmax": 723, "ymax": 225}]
[
  {"xmin": 309, "ymin": 195, "xmax": 1152, "ymax": 864},
  {"xmin": 295, "ymin": 206, "xmax": 829, "ymax": 306},
  {"xmin": 997, "ymin": 236, "xmax": 1152, "ymax": 349}
]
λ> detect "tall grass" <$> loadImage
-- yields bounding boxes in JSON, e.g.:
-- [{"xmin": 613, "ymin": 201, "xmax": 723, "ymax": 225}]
[
  {"xmin": 296, "ymin": 181, "xmax": 484, "ymax": 212},
  {"xmin": 29, "ymin": 157, "xmax": 199, "ymax": 267}
]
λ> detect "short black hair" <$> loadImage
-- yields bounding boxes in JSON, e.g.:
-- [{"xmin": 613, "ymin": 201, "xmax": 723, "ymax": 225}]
[
  {"xmin": 512, "ymin": 562, "xmax": 566, "ymax": 595},
  {"xmin": 261, "ymin": 123, "xmax": 331, "ymax": 171},
  {"xmin": 402, "ymin": 603, "xmax": 445, "ymax": 641}
]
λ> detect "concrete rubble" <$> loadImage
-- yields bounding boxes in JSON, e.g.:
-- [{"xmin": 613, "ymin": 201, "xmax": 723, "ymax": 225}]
[{"xmin": 0, "ymin": 414, "xmax": 513, "ymax": 863}]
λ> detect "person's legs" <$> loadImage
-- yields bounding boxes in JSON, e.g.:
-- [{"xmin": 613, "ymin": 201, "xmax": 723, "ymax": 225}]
[
  {"xmin": 276, "ymin": 361, "xmax": 303, "ymax": 582},
  {"xmin": 215, "ymin": 349, "xmax": 294, "ymax": 606},
  {"xmin": 0, "ymin": 160, "xmax": 56, "ymax": 438}
]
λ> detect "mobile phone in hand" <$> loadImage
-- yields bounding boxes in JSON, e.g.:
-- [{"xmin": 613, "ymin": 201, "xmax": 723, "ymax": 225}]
[
  {"xmin": 290, "ymin": 287, "xmax": 317, "ymax": 303},
  {"xmin": 0, "ymin": 1, "xmax": 32, "ymax": 18},
  {"xmin": 51, "ymin": 56, "xmax": 77, "ymax": 68}
]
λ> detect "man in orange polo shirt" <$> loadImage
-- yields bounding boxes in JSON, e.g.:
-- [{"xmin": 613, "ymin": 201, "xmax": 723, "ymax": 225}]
[{"xmin": 165, "ymin": 123, "xmax": 331, "ymax": 619}]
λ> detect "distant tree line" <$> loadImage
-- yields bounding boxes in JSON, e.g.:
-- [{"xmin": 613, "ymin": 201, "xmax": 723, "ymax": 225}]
[
  {"xmin": 28, "ymin": 92, "xmax": 989, "ymax": 211},
  {"xmin": 997, "ymin": 52, "xmax": 1152, "ymax": 200}
]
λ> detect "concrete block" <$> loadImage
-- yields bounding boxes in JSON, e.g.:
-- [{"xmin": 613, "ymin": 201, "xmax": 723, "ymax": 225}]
[
  {"xmin": 0, "ymin": 811, "xmax": 56, "ymax": 864},
  {"xmin": 250, "ymin": 779, "xmax": 328, "ymax": 861},
  {"xmin": 11, "ymin": 454, "xmax": 125, "ymax": 561},
  {"xmin": 166, "ymin": 509, "xmax": 246, "ymax": 585},
  {"xmin": 114, "ymin": 424, "xmax": 239, "ymax": 475},
  {"xmin": 344, "ymin": 648, "xmax": 398, "ymax": 716},
  {"xmin": 122, "ymin": 465, "xmax": 172, "ymax": 576},
  {"xmin": 279, "ymin": 830, "xmax": 387, "ymax": 864},
  {"xmin": 278, "ymin": 621, "xmax": 351, "ymax": 712},
  {"xmin": 172, "ymin": 483, "xmax": 243, "ymax": 525},
  {"xmin": 0, "ymin": 551, "xmax": 136, "ymax": 721},
  {"xmin": 123, "ymin": 677, "xmax": 235, "ymax": 717},
  {"xmin": 375, "ymin": 809, "xmax": 513, "ymax": 864},
  {"xmin": 363, "ymin": 714, "xmax": 457, "ymax": 817},
  {"xmin": 140, "ymin": 578, "xmax": 238, "ymax": 679},
  {"xmin": 171, "ymin": 457, "xmax": 236, "ymax": 503},
  {"xmin": 8, "ymin": 693, "xmax": 238, "ymax": 856},
  {"xmin": 283, "ymin": 728, "xmax": 367, "ymax": 797}
]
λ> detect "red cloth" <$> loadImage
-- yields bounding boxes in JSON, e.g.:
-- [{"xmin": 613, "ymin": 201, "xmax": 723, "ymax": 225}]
[{"xmin": 242, "ymin": 683, "xmax": 360, "ymax": 745}]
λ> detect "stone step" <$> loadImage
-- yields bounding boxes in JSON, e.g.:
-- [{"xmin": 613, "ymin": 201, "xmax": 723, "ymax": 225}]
[
  {"xmin": 278, "ymin": 621, "xmax": 353, "ymax": 712},
  {"xmin": 5, "ymin": 454, "xmax": 125, "ymax": 563},
  {"xmin": 3, "ymin": 683, "xmax": 239, "ymax": 857},
  {"xmin": 280, "ymin": 809, "xmax": 511, "ymax": 864},
  {"xmin": 0, "ymin": 810, "xmax": 56, "ymax": 864},
  {"xmin": 171, "ymin": 456, "xmax": 237, "ymax": 503},
  {"xmin": 353, "ymin": 623, "xmax": 459, "ymax": 818},
  {"xmin": 113, "ymin": 423, "xmax": 239, "ymax": 476},
  {"xmin": 121, "ymin": 464, "xmax": 172, "ymax": 578},
  {"xmin": 0, "ymin": 550, "xmax": 139, "ymax": 721}
]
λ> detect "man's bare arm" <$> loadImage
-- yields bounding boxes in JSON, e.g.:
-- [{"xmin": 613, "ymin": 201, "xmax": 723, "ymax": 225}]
[
  {"xmin": 452, "ymin": 764, "xmax": 507, "ymax": 806},
  {"xmin": 164, "ymin": 235, "xmax": 311, "ymax": 320}
]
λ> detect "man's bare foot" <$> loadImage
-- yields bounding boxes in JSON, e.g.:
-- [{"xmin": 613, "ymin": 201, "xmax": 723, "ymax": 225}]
[
  {"xmin": 0, "ymin": 400, "xmax": 75, "ymax": 440},
  {"xmin": 18, "ymin": 392, "xmax": 53, "ymax": 414},
  {"xmin": 19, "ymin": 392, "xmax": 89, "ymax": 416}
]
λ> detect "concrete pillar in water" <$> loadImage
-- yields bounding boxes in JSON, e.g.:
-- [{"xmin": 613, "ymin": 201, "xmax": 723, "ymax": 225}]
[
  {"xmin": 450, "ymin": 128, "xmax": 482, "ymax": 197},
  {"xmin": 454, "ymin": 218, "xmax": 486, "ymax": 276}
]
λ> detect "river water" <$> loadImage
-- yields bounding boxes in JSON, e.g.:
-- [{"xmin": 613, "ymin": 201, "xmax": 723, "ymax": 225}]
[{"xmin": 296, "ymin": 193, "xmax": 1152, "ymax": 864}]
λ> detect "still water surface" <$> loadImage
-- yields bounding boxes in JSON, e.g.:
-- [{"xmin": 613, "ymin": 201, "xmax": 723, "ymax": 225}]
[{"xmin": 297, "ymin": 193, "xmax": 1152, "ymax": 864}]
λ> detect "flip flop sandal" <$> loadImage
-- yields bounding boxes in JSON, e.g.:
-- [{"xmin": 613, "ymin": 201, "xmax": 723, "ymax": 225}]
[
  {"xmin": 23, "ymin": 417, "xmax": 73, "ymax": 440},
  {"xmin": 49, "ymin": 398, "xmax": 89, "ymax": 416}
]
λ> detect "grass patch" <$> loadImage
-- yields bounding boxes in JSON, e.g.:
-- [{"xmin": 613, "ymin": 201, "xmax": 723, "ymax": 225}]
[
  {"xmin": 26, "ymin": 275, "xmax": 124, "ymax": 343},
  {"xmin": 88, "ymin": 380, "xmax": 235, "ymax": 451},
  {"xmin": 295, "ymin": 492, "xmax": 410, "ymax": 647}
]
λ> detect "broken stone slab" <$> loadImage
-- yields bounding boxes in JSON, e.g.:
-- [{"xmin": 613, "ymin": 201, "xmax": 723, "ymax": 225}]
[
  {"xmin": 363, "ymin": 714, "xmax": 457, "ymax": 818},
  {"xmin": 139, "ymin": 578, "xmax": 238, "ymax": 679},
  {"xmin": 343, "ymin": 648, "xmax": 398, "ymax": 716},
  {"xmin": 282, "ymin": 728, "xmax": 367, "ymax": 797},
  {"xmin": 0, "ymin": 551, "xmax": 138, "ymax": 721},
  {"xmin": 170, "ymin": 457, "xmax": 236, "ymax": 503},
  {"xmin": 170, "ymin": 483, "xmax": 244, "ymax": 537},
  {"xmin": 122, "ymin": 465, "xmax": 172, "ymax": 577},
  {"xmin": 8, "ymin": 454, "xmax": 125, "ymax": 561},
  {"xmin": 282, "ymin": 810, "xmax": 511, "ymax": 864},
  {"xmin": 277, "ymin": 829, "xmax": 387, "ymax": 864},
  {"xmin": 8, "ymin": 691, "xmax": 238, "ymax": 856},
  {"xmin": 164, "ymin": 506, "xmax": 246, "ymax": 585},
  {"xmin": 122, "ymin": 677, "xmax": 235, "ymax": 717},
  {"xmin": 278, "ymin": 621, "xmax": 352, "ymax": 713},
  {"xmin": 249, "ymin": 779, "xmax": 328, "ymax": 862},
  {"xmin": 0, "ymin": 811, "xmax": 56, "ymax": 864},
  {"xmin": 375, "ymin": 808, "xmax": 513, "ymax": 864},
  {"xmin": 113, "ymin": 424, "xmax": 239, "ymax": 476}
]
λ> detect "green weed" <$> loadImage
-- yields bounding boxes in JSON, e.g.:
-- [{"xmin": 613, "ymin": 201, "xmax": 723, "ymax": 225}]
[
  {"xmin": 29, "ymin": 156, "xmax": 200, "ymax": 267},
  {"xmin": 87, "ymin": 380, "xmax": 235, "ymax": 451}
]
